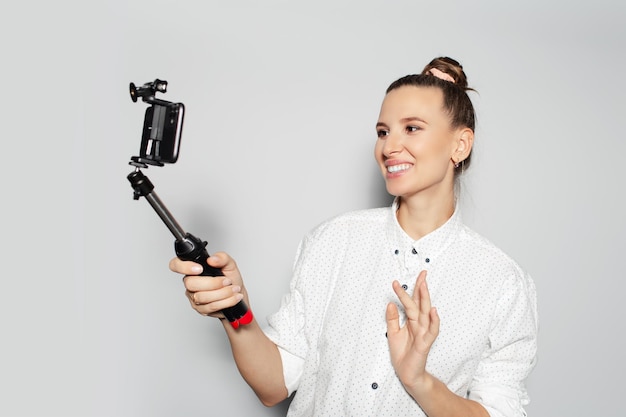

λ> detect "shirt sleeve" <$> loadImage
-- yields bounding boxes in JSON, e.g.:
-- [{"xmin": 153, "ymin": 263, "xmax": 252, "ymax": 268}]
[
  {"xmin": 468, "ymin": 269, "xmax": 538, "ymax": 417},
  {"xmin": 262, "ymin": 237, "xmax": 310, "ymax": 395},
  {"xmin": 263, "ymin": 283, "xmax": 307, "ymax": 396}
]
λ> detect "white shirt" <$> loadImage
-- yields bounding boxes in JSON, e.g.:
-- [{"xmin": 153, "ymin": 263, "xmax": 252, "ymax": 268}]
[{"xmin": 263, "ymin": 201, "xmax": 538, "ymax": 417}]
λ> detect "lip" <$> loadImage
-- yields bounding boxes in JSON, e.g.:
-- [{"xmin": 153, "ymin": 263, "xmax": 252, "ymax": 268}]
[{"xmin": 384, "ymin": 160, "xmax": 413, "ymax": 177}]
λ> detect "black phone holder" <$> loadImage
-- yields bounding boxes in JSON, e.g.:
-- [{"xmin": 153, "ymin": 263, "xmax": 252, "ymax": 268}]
[
  {"xmin": 128, "ymin": 79, "xmax": 184, "ymax": 167},
  {"xmin": 127, "ymin": 79, "xmax": 253, "ymax": 329}
]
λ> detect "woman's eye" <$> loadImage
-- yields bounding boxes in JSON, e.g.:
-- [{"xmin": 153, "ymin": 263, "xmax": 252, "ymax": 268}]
[
  {"xmin": 376, "ymin": 130, "xmax": 389, "ymax": 138},
  {"xmin": 406, "ymin": 125, "xmax": 421, "ymax": 133}
]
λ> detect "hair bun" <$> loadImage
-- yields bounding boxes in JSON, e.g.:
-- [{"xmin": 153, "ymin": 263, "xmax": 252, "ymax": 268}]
[{"xmin": 421, "ymin": 57, "xmax": 469, "ymax": 90}]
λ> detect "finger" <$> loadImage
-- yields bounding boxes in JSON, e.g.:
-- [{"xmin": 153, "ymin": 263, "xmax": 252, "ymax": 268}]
[
  {"xmin": 184, "ymin": 275, "xmax": 231, "ymax": 292},
  {"xmin": 184, "ymin": 289, "xmax": 224, "ymax": 318},
  {"xmin": 392, "ymin": 279, "xmax": 414, "ymax": 306},
  {"xmin": 206, "ymin": 252, "xmax": 238, "ymax": 273},
  {"xmin": 193, "ymin": 293, "xmax": 244, "ymax": 316},
  {"xmin": 186, "ymin": 290, "xmax": 197, "ymax": 305},
  {"xmin": 385, "ymin": 302, "xmax": 401, "ymax": 334},
  {"xmin": 169, "ymin": 257, "xmax": 204, "ymax": 275},
  {"xmin": 417, "ymin": 276, "xmax": 432, "ymax": 316},
  {"xmin": 428, "ymin": 307, "xmax": 440, "ymax": 339},
  {"xmin": 192, "ymin": 284, "xmax": 242, "ymax": 305},
  {"xmin": 412, "ymin": 270, "xmax": 428, "ymax": 303},
  {"xmin": 394, "ymin": 279, "xmax": 427, "ymax": 325},
  {"xmin": 413, "ymin": 276, "xmax": 433, "ymax": 329}
]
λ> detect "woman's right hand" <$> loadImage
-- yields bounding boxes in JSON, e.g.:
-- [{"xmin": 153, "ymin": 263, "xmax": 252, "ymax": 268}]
[
  {"xmin": 172, "ymin": 252, "xmax": 287, "ymax": 405},
  {"xmin": 169, "ymin": 252, "xmax": 248, "ymax": 319}
]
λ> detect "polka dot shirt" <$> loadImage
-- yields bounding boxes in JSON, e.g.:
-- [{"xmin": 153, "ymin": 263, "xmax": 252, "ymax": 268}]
[{"xmin": 264, "ymin": 200, "xmax": 538, "ymax": 417}]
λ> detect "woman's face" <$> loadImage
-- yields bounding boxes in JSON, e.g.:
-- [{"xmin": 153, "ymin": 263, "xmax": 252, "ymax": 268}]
[{"xmin": 375, "ymin": 85, "xmax": 462, "ymax": 201}]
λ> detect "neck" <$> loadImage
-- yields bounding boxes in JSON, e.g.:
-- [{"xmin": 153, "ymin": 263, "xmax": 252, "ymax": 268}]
[{"xmin": 396, "ymin": 192, "xmax": 456, "ymax": 240}]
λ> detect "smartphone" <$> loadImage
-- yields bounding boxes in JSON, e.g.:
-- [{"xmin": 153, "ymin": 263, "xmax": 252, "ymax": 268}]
[{"xmin": 138, "ymin": 101, "xmax": 185, "ymax": 165}]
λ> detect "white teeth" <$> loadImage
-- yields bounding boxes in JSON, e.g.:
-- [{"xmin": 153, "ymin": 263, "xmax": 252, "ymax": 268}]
[{"xmin": 387, "ymin": 164, "xmax": 411, "ymax": 173}]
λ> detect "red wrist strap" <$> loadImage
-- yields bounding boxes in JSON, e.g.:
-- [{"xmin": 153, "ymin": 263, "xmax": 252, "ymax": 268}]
[{"xmin": 229, "ymin": 309, "xmax": 254, "ymax": 329}]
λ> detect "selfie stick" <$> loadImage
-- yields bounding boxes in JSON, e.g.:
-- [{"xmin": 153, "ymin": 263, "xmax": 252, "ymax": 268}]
[{"xmin": 127, "ymin": 80, "xmax": 253, "ymax": 329}]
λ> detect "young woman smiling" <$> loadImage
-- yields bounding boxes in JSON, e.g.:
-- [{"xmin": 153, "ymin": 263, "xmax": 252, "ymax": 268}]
[{"xmin": 170, "ymin": 57, "xmax": 538, "ymax": 417}]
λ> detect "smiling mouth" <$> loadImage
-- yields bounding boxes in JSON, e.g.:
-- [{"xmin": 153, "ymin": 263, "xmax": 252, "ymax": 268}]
[{"xmin": 387, "ymin": 164, "xmax": 411, "ymax": 173}]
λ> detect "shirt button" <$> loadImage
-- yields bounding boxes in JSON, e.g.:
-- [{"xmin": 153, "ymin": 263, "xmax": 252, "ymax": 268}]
[
  {"xmin": 412, "ymin": 248, "xmax": 418, "ymax": 254},
  {"xmin": 371, "ymin": 382, "xmax": 379, "ymax": 390},
  {"xmin": 425, "ymin": 258, "xmax": 430, "ymax": 263},
  {"xmin": 402, "ymin": 284, "xmax": 408, "ymax": 290},
  {"xmin": 394, "ymin": 249, "xmax": 399, "ymax": 255}
]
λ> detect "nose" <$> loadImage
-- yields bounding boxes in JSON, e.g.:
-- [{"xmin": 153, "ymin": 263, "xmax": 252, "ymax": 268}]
[{"xmin": 382, "ymin": 131, "xmax": 403, "ymax": 157}]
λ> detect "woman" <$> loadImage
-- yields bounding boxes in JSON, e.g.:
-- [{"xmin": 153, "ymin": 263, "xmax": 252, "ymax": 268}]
[{"xmin": 170, "ymin": 57, "xmax": 538, "ymax": 417}]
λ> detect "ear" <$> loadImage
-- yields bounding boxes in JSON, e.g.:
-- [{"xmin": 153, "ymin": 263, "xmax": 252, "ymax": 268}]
[{"xmin": 452, "ymin": 128, "xmax": 474, "ymax": 164}]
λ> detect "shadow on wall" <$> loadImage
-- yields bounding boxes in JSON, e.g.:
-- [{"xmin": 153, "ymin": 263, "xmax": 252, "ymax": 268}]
[
  {"xmin": 368, "ymin": 167, "xmax": 394, "ymax": 209},
  {"xmin": 275, "ymin": 395, "xmax": 293, "ymax": 414}
]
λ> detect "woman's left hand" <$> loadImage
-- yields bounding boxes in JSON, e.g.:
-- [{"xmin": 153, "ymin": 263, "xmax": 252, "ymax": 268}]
[{"xmin": 386, "ymin": 270, "xmax": 440, "ymax": 390}]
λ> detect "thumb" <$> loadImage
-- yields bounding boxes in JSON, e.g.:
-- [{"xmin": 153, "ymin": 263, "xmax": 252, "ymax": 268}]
[
  {"xmin": 386, "ymin": 302, "xmax": 401, "ymax": 334},
  {"xmin": 208, "ymin": 251, "xmax": 238, "ymax": 274}
]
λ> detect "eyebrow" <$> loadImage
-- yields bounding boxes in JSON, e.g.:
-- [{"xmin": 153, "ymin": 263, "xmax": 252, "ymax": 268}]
[
  {"xmin": 401, "ymin": 116, "xmax": 427, "ymax": 124},
  {"xmin": 376, "ymin": 116, "xmax": 427, "ymax": 129}
]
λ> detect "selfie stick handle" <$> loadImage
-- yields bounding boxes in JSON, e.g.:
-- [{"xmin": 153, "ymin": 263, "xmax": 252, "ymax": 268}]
[{"xmin": 127, "ymin": 169, "xmax": 253, "ymax": 329}]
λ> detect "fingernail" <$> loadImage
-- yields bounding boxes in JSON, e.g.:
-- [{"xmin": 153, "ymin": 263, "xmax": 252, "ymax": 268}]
[
  {"xmin": 222, "ymin": 278, "xmax": 232, "ymax": 286},
  {"xmin": 236, "ymin": 293, "xmax": 244, "ymax": 301},
  {"xmin": 191, "ymin": 265, "xmax": 203, "ymax": 274},
  {"xmin": 232, "ymin": 285, "xmax": 241, "ymax": 293}
]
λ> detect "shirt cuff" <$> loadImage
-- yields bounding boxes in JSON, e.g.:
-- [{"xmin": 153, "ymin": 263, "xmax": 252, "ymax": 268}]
[
  {"xmin": 277, "ymin": 346, "xmax": 304, "ymax": 396},
  {"xmin": 469, "ymin": 384, "xmax": 529, "ymax": 417}
]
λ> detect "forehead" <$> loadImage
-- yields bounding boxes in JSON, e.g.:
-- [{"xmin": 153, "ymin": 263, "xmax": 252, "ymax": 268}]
[{"xmin": 379, "ymin": 86, "xmax": 446, "ymax": 120}]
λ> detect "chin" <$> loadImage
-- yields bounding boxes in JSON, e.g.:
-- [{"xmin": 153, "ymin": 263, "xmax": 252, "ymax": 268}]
[{"xmin": 384, "ymin": 184, "xmax": 406, "ymax": 198}]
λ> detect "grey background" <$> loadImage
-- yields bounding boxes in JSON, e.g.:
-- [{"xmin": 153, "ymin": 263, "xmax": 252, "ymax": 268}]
[{"xmin": 1, "ymin": 1, "xmax": 624, "ymax": 416}]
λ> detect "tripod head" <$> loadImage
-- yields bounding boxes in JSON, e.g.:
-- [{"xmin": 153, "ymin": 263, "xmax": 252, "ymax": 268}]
[
  {"xmin": 129, "ymin": 79, "xmax": 168, "ymax": 103},
  {"xmin": 129, "ymin": 79, "xmax": 185, "ymax": 168}
]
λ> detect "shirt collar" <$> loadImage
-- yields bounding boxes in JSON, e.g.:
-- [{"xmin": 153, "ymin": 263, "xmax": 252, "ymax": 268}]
[{"xmin": 386, "ymin": 197, "xmax": 463, "ymax": 270}]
